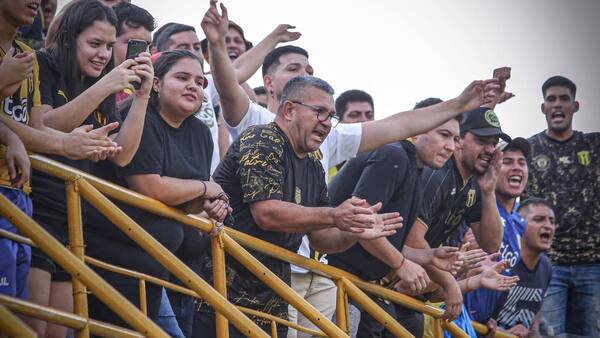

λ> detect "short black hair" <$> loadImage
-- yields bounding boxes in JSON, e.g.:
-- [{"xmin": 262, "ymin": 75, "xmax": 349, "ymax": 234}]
[
  {"xmin": 155, "ymin": 23, "xmax": 196, "ymax": 52},
  {"xmin": 518, "ymin": 197, "xmax": 553, "ymax": 216},
  {"xmin": 113, "ymin": 2, "xmax": 155, "ymax": 37},
  {"xmin": 254, "ymin": 86, "xmax": 266, "ymax": 96},
  {"xmin": 414, "ymin": 97, "xmax": 443, "ymax": 109},
  {"xmin": 262, "ymin": 45, "xmax": 308, "ymax": 78},
  {"xmin": 335, "ymin": 89, "xmax": 374, "ymax": 119},
  {"xmin": 542, "ymin": 76, "xmax": 577, "ymax": 99}
]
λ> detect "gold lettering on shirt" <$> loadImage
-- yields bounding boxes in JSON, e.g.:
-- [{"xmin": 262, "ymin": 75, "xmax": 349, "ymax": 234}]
[
  {"xmin": 295, "ymin": 187, "xmax": 302, "ymax": 204},
  {"xmin": 577, "ymin": 151, "xmax": 591, "ymax": 166}
]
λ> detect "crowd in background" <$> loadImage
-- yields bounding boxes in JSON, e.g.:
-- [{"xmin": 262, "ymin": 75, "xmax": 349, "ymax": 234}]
[{"xmin": 1, "ymin": 0, "xmax": 599, "ymax": 338}]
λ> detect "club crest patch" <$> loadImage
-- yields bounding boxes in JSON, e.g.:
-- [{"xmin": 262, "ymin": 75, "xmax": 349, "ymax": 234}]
[
  {"xmin": 485, "ymin": 110, "xmax": 500, "ymax": 127},
  {"xmin": 533, "ymin": 154, "xmax": 551, "ymax": 171}
]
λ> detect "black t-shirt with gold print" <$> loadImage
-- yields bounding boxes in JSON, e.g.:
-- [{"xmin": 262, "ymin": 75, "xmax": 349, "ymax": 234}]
[
  {"xmin": 524, "ymin": 131, "xmax": 600, "ymax": 265},
  {"xmin": 0, "ymin": 40, "xmax": 42, "ymax": 193},
  {"xmin": 420, "ymin": 156, "xmax": 482, "ymax": 248},
  {"xmin": 201, "ymin": 122, "xmax": 328, "ymax": 327}
]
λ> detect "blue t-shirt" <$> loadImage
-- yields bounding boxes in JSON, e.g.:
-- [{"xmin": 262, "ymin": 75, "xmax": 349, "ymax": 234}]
[
  {"xmin": 494, "ymin": 255, "xmax": 552, "ymax": 329},
  {"xmin": 466, "ymin": 202, "xmax": 527, "ymax": 323}
]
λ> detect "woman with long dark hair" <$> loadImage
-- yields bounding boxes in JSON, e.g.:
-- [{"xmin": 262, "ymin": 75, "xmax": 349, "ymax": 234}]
[
  {"xmin": 84, "ymin": 49, "xmax": 230, "ymax": 328},
  {"xmin": 26, "ymin": 0, "xmax": 153, "ymax": 336}
]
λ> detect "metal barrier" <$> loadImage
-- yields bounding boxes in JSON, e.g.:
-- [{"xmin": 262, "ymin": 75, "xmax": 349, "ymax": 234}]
[{"xmin": 0, "ymin": 154, "xmax": 518, "ymax": 337}]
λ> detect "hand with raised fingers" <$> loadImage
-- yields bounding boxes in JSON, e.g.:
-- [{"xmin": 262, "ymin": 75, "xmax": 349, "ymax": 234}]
[
  {"xmin": 456, "ymin": 243, "xmax": 488, "ymax": 276},
  {"xmin": 269, "ymin": 24, "xmax": 301, "ymax": 43},
  {"xmin": 5, "ymin": 133, "xmax": 30, "ymax": 189},
  {"xmin": 353, "ymin": 210, "xmax": 403, "ymax": 240},
  {"xmin": 201, "ymin": 0, "xmax": 229, "ymax": 44},
  {"xmin": 455, "ymin": 79, "xmax": 500, "ymax": 113},
  {"xmin": 431, "ymin": 246, "xmax": 463, "ymax": 275},
  {"xmin": 101, "ymin": 59, "xmax": 140, "ymax": 94},
  {"xmin": 478, "ymin": 149, "xmax": 502, "ymax": 196},
  {"xmin": 479, "ymin": 260, "xmax": 520, "ymax": 291},
  {"xmin": 0, "ymin": 48, "xmax": 34, "ymax": 91},
  {"xmin": 64, "ymin": 124, "xmax": 120, "ymax": 161},
  {"xmin": 333, "ymin": 197, "xmax": 375, "ymax": 233}
]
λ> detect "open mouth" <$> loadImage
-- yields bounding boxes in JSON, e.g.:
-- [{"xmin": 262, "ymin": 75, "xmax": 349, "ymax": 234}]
[
  {"xmin": 90, "ymin": 60, "xmax": 106, "ymax": 70},
  {"xmin": 539, "ymin": 230, "xmax": 553, "ymax": 242},
  {"xmin": 227, "ymin": 51, "xmax": 239, "ymax": 59},
  {"xmin": 312, "ymin": 129, "xmax": 327, "ymax": 142},
  {"xmin": 478, "ymin": 153, "xmax": 492, "ymax": 165},
  {"xmin": 508, "ymin": 175, "xmax": 523, "ymax": 187},
  {"xmin": 551, "ymin": 111, "xmax": 566, "ymax": 123}
]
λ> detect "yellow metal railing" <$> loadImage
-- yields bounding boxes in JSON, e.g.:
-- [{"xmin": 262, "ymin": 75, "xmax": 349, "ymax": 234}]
[{"xmin": 0, "ymin": 154, "xmax": 518, "ymax": 337}]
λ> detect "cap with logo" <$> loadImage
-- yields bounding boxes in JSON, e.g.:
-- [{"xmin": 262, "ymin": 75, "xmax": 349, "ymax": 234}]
[{"xmin": 460, "ymin": 107, "xmax": 511, "ymax": 142}]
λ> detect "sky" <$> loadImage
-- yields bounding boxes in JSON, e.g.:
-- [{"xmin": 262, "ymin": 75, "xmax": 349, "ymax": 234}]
[{"xmin": 58, "ymin": 0, "xmax": 600, "ymax": 138}]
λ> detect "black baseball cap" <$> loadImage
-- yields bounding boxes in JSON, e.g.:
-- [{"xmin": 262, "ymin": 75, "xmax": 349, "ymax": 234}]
[
  {"xmin": 460, "ymin": 107, "xmax": 511, "ymax": 142},
  {"xmin": 497, "ymin": 137, "xmax": 531, "ymax": 158}
]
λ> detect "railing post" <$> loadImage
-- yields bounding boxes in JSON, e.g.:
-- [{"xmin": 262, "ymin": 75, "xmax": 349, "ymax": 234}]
[
  {"xmin": 433, "ymin": 317, "xmax": 444, "ymax": 338},
  {"xmin": 66, "ymin": 180, "xmax": 90, "ymax": 338},
  {"xmin": 139, "ymin": 280, "xmax": 147, "ymax": 315},
  {"xmin": 270, "ymin": 321, "xmax": 278, "ymax": 338},
  {"xmin": 212, "ymin": 232, "xmax": 230, "ymax": 338},
  {"xmin": 335, "ymin": 279, "xmax": 349, "ymax": 333}
]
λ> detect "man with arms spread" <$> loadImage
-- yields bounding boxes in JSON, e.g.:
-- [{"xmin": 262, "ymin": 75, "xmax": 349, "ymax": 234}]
[{"xmin": 524, "ymin": 76, "xmax": 600, "ymax": 337}]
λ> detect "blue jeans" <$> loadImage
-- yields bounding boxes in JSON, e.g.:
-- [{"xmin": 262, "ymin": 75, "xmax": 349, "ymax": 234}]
[
  {"xmin": 156, "ymin": 287, "xmax": 185, "ymax": 338},
  {"xmin": 167, "ymin": 289, "xmax": 195, "ymax": 338},
  {"xmin": 541, "ymin": 263, "xmax": 600, "ymax": 337}
]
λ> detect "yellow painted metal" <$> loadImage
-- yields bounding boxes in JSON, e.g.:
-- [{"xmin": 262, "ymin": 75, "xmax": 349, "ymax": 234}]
[
  {"xmin": 340, "ymin": 278, "xmax": 413, "ymax": 338},
  {"xmin": 221, "ymin": 234, "xmax": 348, "ymax": 338},
  {"xmin": 335, "ymin": 280, "xmax": 348, "ymax": 333},
  {"xmin": 0, "ymin": 294, "xmax": 144, "ymax": 338},
  {"xmin": 212, "ymin": 235, "xmax": 229, "ymax": 338},
  {"xmin": 66, "ymin": 181, "xmax": 90, "ymax": 338},
  {"xmin": 440, "ymin": 320, "xmax": 470, "ymax": 338},
  {"xmin": 270, "ymin": 321, "xmax": 278, "ymax": 338},
  {"xmin": 0, "ymin": 194, "xmax": 168, "ymax": 338},
  {"xmin": 472, "ymin": 321, "xmax": 518, "ymax": 338},
  {"xmin": 0, "ymin": 228, "xmax": 35, "ymax": 246},
  {"xmin": 139, "ymin": 280, "xmax": 147, "ymax": 315},
  {"xmin": 0, "ymin": 303, "xmax": 37, "ymax": 337},
  {"xmin": 76, "ymin": 178, "xmax": 269, "ymax": 338},
  {"xmin": 432, "ymin": 318, "xmax": 444, "ymax": 338}
]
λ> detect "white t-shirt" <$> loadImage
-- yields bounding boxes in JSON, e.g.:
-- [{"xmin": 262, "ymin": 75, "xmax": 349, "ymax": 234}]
[
  {"xmin": 226, "ymin": 101, "xmax": 363, "ymax": 273},
  {"xmin": 194, "ymin": 75, "xmax": 221, "ymax": 174}
]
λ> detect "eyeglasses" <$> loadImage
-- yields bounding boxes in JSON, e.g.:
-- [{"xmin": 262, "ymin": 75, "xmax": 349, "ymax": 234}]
[{"xmin": 290, "ymin": 100, "xmax": 340, "ymax": 127}]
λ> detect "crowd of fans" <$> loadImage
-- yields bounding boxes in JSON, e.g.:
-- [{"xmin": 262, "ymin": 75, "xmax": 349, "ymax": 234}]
[{"xmin": 0, "ymin": 0, "xmax": 598, "ymax": 337}]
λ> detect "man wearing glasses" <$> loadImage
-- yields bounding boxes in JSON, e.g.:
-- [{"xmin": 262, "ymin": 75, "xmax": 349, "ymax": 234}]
[{"xmin": 201, "ymin": 1, "xmax": 497, "ymax": 336}]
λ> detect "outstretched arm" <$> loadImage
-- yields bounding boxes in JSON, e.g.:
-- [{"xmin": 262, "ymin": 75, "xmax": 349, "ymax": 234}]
[
  {"xmin": 358, "ymin": 79, "xmax": 499, "ymax": 154},
  {"xmin": 231, "ymin": 24, "xmax": 301, "ymax": 84}
]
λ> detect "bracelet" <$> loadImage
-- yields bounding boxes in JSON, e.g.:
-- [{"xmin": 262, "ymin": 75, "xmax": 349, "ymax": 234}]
[
  {"xmin": 396, "ymin": 256, "xmax": 406, "ymax": 271},
  {"xmin": 199, "ymin": 181, "xmax": 207, "ymax": 198}
]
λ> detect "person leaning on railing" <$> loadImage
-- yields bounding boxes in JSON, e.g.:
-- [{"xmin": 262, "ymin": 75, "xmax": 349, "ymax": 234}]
[
  {"xmin": 83, "ymin": 49, "xmax": 230, "ymax": 329},
  {"xmin": 23, "ymin": 1, "xmax": 154, "ymax": 336}
]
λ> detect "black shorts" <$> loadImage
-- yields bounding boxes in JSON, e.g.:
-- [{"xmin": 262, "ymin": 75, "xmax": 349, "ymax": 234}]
[{"xmin": 30, "ymin": 210, "xmax": 71, "ymax": 282}]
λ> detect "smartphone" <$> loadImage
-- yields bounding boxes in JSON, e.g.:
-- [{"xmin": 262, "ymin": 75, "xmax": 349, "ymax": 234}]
[{"xmin": 126, "ymin": 39, "xmax": 148, "ymax": 90}]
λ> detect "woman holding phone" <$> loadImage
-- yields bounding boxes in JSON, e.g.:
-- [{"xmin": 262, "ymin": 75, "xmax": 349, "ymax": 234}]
[{"xmin": 26, "ymin": 1, "xmax": 153, "ymax": 336}]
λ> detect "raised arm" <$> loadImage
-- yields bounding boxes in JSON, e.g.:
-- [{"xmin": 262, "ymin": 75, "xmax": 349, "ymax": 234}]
[
  {"xmin": 231, "ymin": 24, "xmax": 300, "ymax": 84},
  {"xmin": 358, "ymin": 79, "xmax": 499, "ymax": 154},
  {"xmin": 471, "ymin": 150, "xmax": 503, "ymax": 252},
  {"xmin": 202, "ymin": 1, "xmax": 250, "ymax": 126}
]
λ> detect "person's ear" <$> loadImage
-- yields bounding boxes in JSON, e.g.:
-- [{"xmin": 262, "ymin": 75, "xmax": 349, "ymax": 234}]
[
  {"xmin": 264, "ymin": 74, "xmax": 275, "ymax": 97},
  {"xmin": 281, "ymin": 100, "xmax": 295, "ymax": 121},
  {"xmin": 152, "ymin": 77, "xmax": 161, "ymax": 93}
]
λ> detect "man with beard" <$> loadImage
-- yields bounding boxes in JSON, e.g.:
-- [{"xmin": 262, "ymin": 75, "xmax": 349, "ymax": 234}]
[
  {"xmin": 524, "ymin": 76, "xmax": 600, "ymax": 337},
  {"xmin": 406, "ymin": 106, "xmax": 509, "ymax": 320}
]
